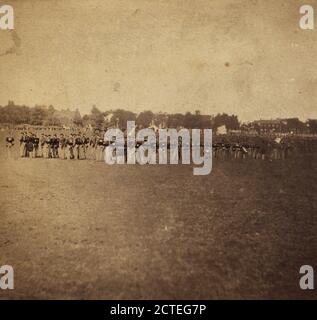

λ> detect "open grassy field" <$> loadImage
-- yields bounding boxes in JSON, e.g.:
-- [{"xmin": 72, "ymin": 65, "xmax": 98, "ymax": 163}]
[{"xmin": 0, "ymin": 132, "xmax": 317, "ymax": 299}]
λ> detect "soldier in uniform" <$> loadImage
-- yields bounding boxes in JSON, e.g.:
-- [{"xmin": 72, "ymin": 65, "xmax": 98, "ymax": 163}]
[
  {"xmin": 19, "ymin": 132, "xmax": 27, "ymax": 157},
  {"xmin": 240, "ymin": 139, "xmax": 249, "ymax": 159},
  {"xmin": 259, "ymin": 137, "xmax": 268, "ymax": 160},
  {"xmin": 51, "ymin": 134, "xmax": 60, "ymax": 158},
  {"xmin": 39, "ymin": 133, "xmax": 45, "ymax": 157},
  {"xmin": 59, "ymin": 133, "xmax": 67, "ymax": 159},
  {"xmin": 82, "ymin": 134, "xmax": 90, "ymax": 159},
  {"xmin": 253, "ymin": 136, "xmax": 262, "ymax": 159},
  {"xmin": 43, "ymin": 134, "xmax": 51, "ymax": 158},
  {"xmin": 5, "ymin": 132, "xmax": 15, "ymax": 159},
  {"xmin": 96, "ymin": 134, "xmax": 105, "ymax": 161},
  {"xmin": 74, "ymin": 133, "xmax": 84, "ymax": 160},
  {"xmin": 25, "ymin": 134, "xmax": 34, "ymax": 158},
  {"xmin": 89, "ymin": 133, "xmax": 98, "ymax": 160},
  {"xmin": 66, "ymin": 134, "xmax": 75, "ymax": 160},
  {"xmin": 32, "ymin": 134, "xmax": 40, "ymax": 158}
]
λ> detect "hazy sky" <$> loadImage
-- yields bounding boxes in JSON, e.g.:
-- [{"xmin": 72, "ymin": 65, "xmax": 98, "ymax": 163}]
[{"xmin": 0, "ymin": 0, "xmax": 317, "ymax": 121}]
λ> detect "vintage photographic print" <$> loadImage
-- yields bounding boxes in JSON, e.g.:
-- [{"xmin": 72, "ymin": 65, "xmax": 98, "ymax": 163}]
[{"xmin": 0, "ymin": 0, "xmax": 317, "ymax": 303}]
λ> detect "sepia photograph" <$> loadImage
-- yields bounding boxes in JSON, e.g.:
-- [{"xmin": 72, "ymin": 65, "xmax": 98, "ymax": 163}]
[{"xmin": 0, "ymin": 0, "xmax": 317, "ymax": 306}]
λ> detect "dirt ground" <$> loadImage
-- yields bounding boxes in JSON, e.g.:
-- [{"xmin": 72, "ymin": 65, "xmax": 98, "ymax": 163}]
[{"xmin": 0, "ymin": 134, "xmax": 317, "ymax": 299}]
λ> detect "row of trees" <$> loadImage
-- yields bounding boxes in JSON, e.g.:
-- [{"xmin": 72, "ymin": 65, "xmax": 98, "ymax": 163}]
[
  {"xmin": 4, "ymin": 101, "xmax": 316, "ymax": 133},
  {"xmin": 0, "ymin": 101, "xmax": 82, "ymax": 127},
  {"xmin": 0, "ymin": 101, "xmax": 241, "ymax": 130},
  {"xmin": 307, "ymin": 119, "xmax": 317, "ymax": 133}
]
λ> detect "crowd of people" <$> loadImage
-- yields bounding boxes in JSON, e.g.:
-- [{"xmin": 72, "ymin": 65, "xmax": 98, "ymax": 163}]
[{"xmin": 4, "ymin": 129, "xmax": 317, "ymax": 162}]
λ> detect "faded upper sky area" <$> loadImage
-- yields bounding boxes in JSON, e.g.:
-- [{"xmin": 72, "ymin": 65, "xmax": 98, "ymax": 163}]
[{"xmin": 0, "ymin": 0, "xmax": 316, "ymax": 121}]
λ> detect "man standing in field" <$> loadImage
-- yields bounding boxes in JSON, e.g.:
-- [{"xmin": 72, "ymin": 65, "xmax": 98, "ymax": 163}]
[
  {"xmin": 19, "ymin": 132, "xmax": 26, "ymax": 157},
  {"xmin": 43, "ymin": 134, "xmax": 51, "ymax": 158},
  {"xmin": 89, "ymin": 133, "xmax": 97, "ymax": 160},
  {"xmin": 39, "ymin": 133, "xmax": 45, "ymax": 157},
  {"xmin": 32, "ymin": 134, "xmax": 40, "ymax": 158},
  {"xmin": 25, "ymin": 134, "xmax": 34, "ymax": 158},
  {"xmin": 65, "ymin": 134, "xmax": 74, "ymax": 160},
  {"xmin": 5, "ymin": 132, "xmax": 14, "ymax": 159},
  {"xmin": 82, "ymin": 134, "xmax": 90, "ymax": 160},
  {"xmin": 74, "ymin": 133, "xmax": 84, "ymax": 160},
  {"xmin": 59, "ymin": 133, "xmax": 67, "ymax": 159},
  {"xmin": 96, "ymin": 134, "xmax": 105, "ymax": 161},
  {"xmin": 51, "ymin": 134, "xmax": 60, "ymax": 158}
]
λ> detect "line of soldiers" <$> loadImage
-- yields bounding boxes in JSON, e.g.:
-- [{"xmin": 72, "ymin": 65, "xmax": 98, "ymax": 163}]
[
  {"xmin": 18, "ymin": 132, "xmax": 105, "ymax": 160},
  {"xmin": 211, "ymin": 137, "xmax": 293, "ymax": 160},
  {"xmin": 5, "ymin": 131, "xmax": 316, "ymax": 161},
  {"xmin": 17, "ymin": 131, "xmax": 162, "ymax": 161}
]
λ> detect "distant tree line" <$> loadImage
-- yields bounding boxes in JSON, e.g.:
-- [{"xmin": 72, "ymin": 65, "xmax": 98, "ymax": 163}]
[
  {"xmin": 1, "ymin": 101, "xmax": 317, "ymax": 133},
  {"xmin": 0, "ymin": 101, "xmax": 241, "ymax": 131},
  {"xmin": 0, "ymin": 101, "xmax": 82, "ymax": 127}
]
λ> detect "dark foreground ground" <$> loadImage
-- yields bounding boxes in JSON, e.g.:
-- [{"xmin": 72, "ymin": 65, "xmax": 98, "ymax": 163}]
[{"xmin": 0, "ymin": 143, "xmax": 317, "ymax": 299}]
